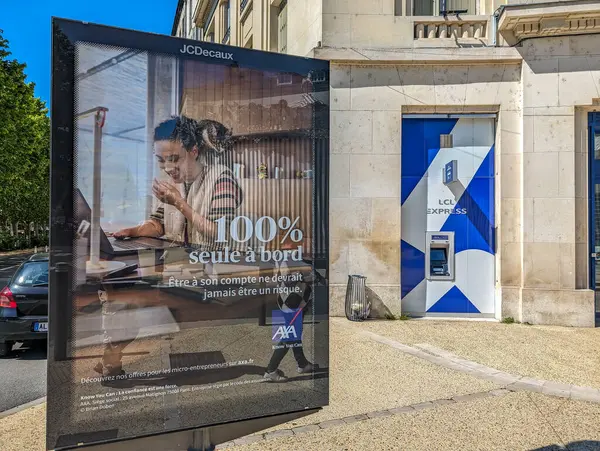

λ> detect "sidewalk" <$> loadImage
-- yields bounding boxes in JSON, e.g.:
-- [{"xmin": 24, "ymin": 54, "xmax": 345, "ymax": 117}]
[
  {"xmin": 2, "ymin": 318, "xmax": 600, "ymax": 451},
  {"xmin": 0, "ymin": 247, "xmax": 43, "ymax": 257},
  {"xmin": 233, "ymin": 390, "xmax": 600, "ymax": 450},
  {"xmin": 352, "ymin": 318, "xmax": 600, "ymax": 390}
]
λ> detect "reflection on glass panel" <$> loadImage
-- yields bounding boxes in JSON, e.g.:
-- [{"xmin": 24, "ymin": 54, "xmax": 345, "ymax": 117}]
[
  {"xmin": 75, "ymin": 44, "xmax": 178, "ymax": 231},
  {"xmin": 595, "ymin": 132, "xmax": 600, "ymax": 160}
]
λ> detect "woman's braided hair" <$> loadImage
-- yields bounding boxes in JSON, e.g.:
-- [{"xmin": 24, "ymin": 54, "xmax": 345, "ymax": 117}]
[{"xmin": 154, "ymin": 115, "xmax": 232, "ymax": 158}]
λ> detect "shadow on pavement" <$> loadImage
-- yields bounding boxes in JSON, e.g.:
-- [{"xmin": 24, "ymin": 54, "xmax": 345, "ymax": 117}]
[
  {"xmin": 5, "ymin": 344, "xmax": 47, "ymax": 361},
  {"xmin": 531, "ymin": 441, "xmax": 600, "ymax": 450}
]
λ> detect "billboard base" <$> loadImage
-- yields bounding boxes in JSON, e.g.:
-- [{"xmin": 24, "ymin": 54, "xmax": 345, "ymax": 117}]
[{"xmin": 76, "ymin": 409, "xmax": 320, "ymax": 451}]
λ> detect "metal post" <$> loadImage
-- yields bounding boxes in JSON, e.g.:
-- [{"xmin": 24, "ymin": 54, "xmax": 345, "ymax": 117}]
[
  {"xmin": 146, "ymin": 54, "xmax": 156, "ymax": 219},
  {"xmin": 171, "ymin": 55, "xmax": 180, "ymax": 115},
  {"xmin": 258, "ymin": 261, "xmax": 267, "ymax": 326},
  {"xmin": 259, "ymin": 299, "xmax": 267, "ymax": 326},
  {"xmin": 90, "ymin": 110, "xmax": 106, "ymax": 266},
  {"xmin": 53, "ymin": 262, "xmax": 69, "ymax": 361},
  {"xmin": 189, "ymin": 427, "xmax": 214, "ymax": 451},
  {"xmin": 76, "ymin": 107, "xmax": 108, "ymax": 267}
]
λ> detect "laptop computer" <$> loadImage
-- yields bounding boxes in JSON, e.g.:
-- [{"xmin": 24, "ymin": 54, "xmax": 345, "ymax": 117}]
[{"xmin": 75, "ymin": 189, "xmax": 180, "ymax": 256}]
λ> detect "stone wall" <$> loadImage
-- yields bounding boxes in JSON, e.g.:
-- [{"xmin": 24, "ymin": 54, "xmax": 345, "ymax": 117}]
[
  {"xmin": 286, "ymin": 0, "xmax": 322, "ymax": 57},
  {"xmin": 323, "ymin": 0, "xmax": 414, "ymax": 49},
  {"xmin": 518, "ymin": 35, "xmax": 598, "ymax": 326},
  {"xmin": 326, "ymin": 33, "xmax": 600, "ymax": 327},
  {"xmin": 329, "ymin": 62, "xmax": 522, "ymax": 318}
]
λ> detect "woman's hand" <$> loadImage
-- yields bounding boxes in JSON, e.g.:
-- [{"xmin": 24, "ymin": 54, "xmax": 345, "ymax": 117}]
[
  {"xmin": 113, "ymin": 228, "xmax": 135, "ymax": 239},
  {"xmin": 153, "ymin": 179, "xmax": 184, "ymax": 208}
]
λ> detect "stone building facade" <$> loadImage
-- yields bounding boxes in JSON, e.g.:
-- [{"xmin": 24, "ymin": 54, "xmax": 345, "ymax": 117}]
[{"xmin": 173, "ymin": 0, "xmax": 600, "ymax": 327}]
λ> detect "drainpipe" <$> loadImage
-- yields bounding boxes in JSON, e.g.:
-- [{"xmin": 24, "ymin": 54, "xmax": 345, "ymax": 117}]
[{"xmin": 491, "ymin": 5, "xmax": 505, "ymax": 47}]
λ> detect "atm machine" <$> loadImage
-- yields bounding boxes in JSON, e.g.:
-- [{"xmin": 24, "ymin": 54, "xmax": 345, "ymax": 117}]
[{"xmin": 425, "ymin": 232, "xmax": 455, "ymax": 281}]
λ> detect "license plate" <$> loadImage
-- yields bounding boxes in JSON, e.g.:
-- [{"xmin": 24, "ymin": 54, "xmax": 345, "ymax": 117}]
[{"xmin": 33, "ymin": 322, "xmax": 48, "ymax": 332}]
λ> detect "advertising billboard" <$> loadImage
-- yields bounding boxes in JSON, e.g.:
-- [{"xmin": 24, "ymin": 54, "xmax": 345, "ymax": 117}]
[{"xmin": 49, "ymin": 19, "xmax": 329, "ymax": 450}]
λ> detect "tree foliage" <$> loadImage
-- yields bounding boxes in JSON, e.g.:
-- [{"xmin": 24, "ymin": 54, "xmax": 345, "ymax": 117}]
[{"xmin": 0, "ymin": 29, "xmax": 50, "ymax": 229}]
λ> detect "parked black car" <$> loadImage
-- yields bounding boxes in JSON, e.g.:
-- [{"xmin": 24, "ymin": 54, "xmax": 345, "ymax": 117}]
[{"xmin": 0, "ymin": 253, "xmax": 48, "ymax": 356}]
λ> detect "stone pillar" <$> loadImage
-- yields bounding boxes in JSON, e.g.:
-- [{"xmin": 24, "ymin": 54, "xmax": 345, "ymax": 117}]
[
  {"xmin": 254, "ymin": 0, "xmax": 265, "ymax": 50},
  {"xmin": 230, "ymin": 0, "xmax": 239, "ymax": 46},
  {"xmin": 520, "ymin": 39, "xmax": 594, "ymax": 326},
  {"xmin": 499, "ymin": 105, "xmax": 523, "ymax": 321}
]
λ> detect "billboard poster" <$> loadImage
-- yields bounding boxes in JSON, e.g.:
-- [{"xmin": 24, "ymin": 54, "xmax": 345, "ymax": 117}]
[{"xmin": 49, "ymin": 19, "xmax": 329, "ymax": 450}]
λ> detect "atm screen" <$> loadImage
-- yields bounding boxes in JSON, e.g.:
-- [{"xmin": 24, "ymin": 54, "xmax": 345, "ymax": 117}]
[{"xmin": 430, "ymin": 248, "xmax": 447, "ymax": 263}]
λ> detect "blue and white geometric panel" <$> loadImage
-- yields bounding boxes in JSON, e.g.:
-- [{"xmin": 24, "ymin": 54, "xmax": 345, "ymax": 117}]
[{"xmin": 401, "ymin": 117, "xmax": 496, "ymax": 316}]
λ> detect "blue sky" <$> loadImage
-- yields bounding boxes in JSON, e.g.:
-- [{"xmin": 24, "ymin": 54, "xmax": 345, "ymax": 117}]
[{"xmin": 0, "ymin": 0, "xmax": 179, "ymax": 107}]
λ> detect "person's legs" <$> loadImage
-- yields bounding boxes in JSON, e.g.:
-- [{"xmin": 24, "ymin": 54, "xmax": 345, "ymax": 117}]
[
  {"xmin": 291, "ymin": 341, "xmax": 319, "ymax": 373},
  {"xmin": 94, "ymin": 287, "xmax": 137, "ymax": 376},
  {"xmin": 266, "ymin": 342, "xmax": 289, "ymax": 373},
  {"xmin": 265, "ymin": 340, "xmax": 317, "ymax": 380},
  {"xmin": 291, "ymin": 342, "xmax": 309, "ymax": 368},
  {"xmin": 101, "ymin": 338, "xmax": 135, "ymax": 375}
]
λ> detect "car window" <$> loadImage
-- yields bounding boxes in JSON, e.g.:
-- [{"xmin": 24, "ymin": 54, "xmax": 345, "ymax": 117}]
[{"xmin": 12, "ymin": 261, "xmax": 49, "ymax": 287}]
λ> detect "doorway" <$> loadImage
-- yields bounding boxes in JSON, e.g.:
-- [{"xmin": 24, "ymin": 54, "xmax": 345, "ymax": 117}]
[{"xmin": 400, "ymin": 114, "xmax": 496, "ymax": 317}]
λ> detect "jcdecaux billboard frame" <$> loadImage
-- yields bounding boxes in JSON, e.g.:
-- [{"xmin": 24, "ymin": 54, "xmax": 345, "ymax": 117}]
[{"xmin": 49, "ymin": 18, "xmax": 329, "ymax": 450}]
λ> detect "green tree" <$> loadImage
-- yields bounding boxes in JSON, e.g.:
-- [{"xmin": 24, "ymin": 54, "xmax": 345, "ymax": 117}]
[{"xmin": 0, "ymin": 29, "xmax": 49, "ymax": 241}]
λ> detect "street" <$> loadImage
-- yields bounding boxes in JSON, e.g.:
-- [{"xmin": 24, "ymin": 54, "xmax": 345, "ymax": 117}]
[{"xmin": 0, "ymin": 251, "xmax": 47, "ymax": 413}]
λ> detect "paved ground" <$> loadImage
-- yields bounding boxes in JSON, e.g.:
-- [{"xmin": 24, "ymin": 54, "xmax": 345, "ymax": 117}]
[
  {"xmin": 230, "ymin": 391, "xmax": 600, "ymax": 451},
  {"xmin": 0, "ymin": 251, "xmax": 46, "ymax": 413},
  {"xmin": 353, "ymin": 318, "xmax": 600, "ymax": 390},
  {"xmin": 0, "ymin": 345, "xmax": 46, "ymax": 412},
  {"xmin": 2, "ymin": 317, "xmax": 600, "ymax": 450}
]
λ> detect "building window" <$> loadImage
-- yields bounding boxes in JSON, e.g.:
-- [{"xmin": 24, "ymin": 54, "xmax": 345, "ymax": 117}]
[
  {"xmin": 413, "ymin": 0, "xmax": 432, "ymax": 15},
  {"xmin": 224, "ymin": 1, "xmax": 230, "ymax": 31},
  {"xmin": 180, "ymin": 14, "xmax": 187, "ymax": 37},
  {"xmin": 395, "ymin": 0, "xmax": 402, "ymax": 15},
  {"xmin": 186, "ymin": 0, "xmax": 192, "ymax": 35},
  {"xmin": 222, "ymin": 0, "xmax": 231, "ymax": 43},
  {"xmin": 412, "ymin": 0, "xmax": 476, "ymax": 15},
  {"xmin": 205, "ymin": 17, "xmax": 216, "ymax": 43},
  {"xmin": 278, "ymin": 0, "xmax": 288, "ymax": 53},
  {"xmin": 277, "ymin": 73, "xmax": 293, "ymax": 86}
]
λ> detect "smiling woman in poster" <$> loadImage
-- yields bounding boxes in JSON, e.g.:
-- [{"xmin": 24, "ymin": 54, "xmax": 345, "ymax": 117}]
[{"xmin": 113, "ymin": 115, "xmax": 242, "ymax": 248}]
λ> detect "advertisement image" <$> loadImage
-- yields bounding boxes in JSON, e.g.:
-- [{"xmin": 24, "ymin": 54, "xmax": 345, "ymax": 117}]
[{"xmin": 48, "ymin": 19, "xmax": 329, "ymax": 450}]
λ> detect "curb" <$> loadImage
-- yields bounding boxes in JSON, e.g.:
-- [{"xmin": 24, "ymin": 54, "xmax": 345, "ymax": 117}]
[
  {"xmin": 0, "ymin": 248, "xmax": 40, "ymax": 257},
  {"xmin": 0, "ymin": 396, "xmax": 46, "ymax": 420}
]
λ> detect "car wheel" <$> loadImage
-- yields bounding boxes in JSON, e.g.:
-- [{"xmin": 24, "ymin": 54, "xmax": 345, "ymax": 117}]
[{"xmin": 0, "ymin": 342, "xmax": 13, "ymax": 357}]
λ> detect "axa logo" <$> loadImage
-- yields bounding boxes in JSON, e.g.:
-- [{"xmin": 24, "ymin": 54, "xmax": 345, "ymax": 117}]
[
  {"xmin": 272, "ymin": 309, "xmax": 303, "ymax": 343},
  {"xmin": 272, "ymin": 325, "xmax": 298, "ymax": 341},
  {"xmin": 179, "ymin": 44, "xmax": 234, "ymax": 60}
]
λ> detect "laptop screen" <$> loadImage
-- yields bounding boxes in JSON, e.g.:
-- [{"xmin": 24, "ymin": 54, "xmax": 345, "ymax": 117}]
[{"xmin": 74, "ymin": 189, "xmax": 114, "ymax": 254}]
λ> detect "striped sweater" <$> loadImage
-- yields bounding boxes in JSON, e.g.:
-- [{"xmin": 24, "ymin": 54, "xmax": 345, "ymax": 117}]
[{"xmin": 150, "ymin": 169, "xmax": 242, "ymax": 244}]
